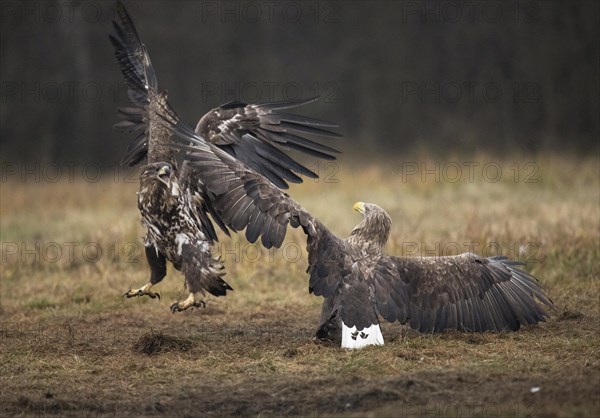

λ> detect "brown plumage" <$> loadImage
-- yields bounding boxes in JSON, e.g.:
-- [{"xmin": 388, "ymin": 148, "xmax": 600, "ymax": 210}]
[
  {"xmin": 160, "ymin": 116, "xmax": 553, "ymax": 347},
  {"xmin": 137, "ymin": 162, "xmax": 231, "ymax": 310},
  {"xmin": 195, "ymin": 98, "xmax": 341, "ymax": 188},
  {"xmin": 110, "ymin": 1, "xmax": 340, "ymax": 189},
  {"xmin": 111, "ymin": 1, "xmax": 552, "ymax": 344},
  {"xmin": 110, "ymin": 1, "xmax": 339, "ymax": 311}
]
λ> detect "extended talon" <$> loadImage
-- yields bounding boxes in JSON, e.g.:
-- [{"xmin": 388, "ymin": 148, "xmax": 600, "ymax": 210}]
[
  {"xmin": 123, "ymin": 284, "xmax": 160, "ymax": 300},
  {"xmin": 170, "ymin": 293, "xmax": 205, "ymax": 313}
]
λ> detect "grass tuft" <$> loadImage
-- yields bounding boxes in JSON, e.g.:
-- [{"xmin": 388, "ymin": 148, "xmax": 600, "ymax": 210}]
[{"xmin": 132, "ymin": 331, "xmax": 193, "ymax": 355}]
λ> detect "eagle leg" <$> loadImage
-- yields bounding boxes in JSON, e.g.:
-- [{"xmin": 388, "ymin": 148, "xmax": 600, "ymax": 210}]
[
  {"xmin": 170, "ymin": 292, "xmax": 206, "ymax": 313},
  {"xmin": 315, "ymin": 298, "xmax": 342, "ymax": 343},
  {"xmin": 123, "ymin": 245, "xmax": 167, "ymax": 300},
  {"xmin": 123, "ymin": 282, "xmax": 161, "ymax": 299}
]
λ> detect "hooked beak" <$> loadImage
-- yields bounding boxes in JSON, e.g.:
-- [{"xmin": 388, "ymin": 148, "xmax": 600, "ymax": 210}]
[
  {"xmin": 353, "ymin": 201, "xmax": 365, "ymax": 214},
  {"xmin": 157, "ymin": 165, "xmax": 172, "ymax": 187}
]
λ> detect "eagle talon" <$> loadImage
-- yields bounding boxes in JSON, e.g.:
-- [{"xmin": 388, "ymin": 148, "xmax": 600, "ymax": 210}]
[
  {"xmin": 123, "ymin": 284, "xmax": 160, "ymax": 300},
  {"xmin": 170, "ymin": 293, "xmax": 205, "ymax": 313},
  {"xmin": 145, "ymin": 291, "xmax": 160, "ymax": 300}
]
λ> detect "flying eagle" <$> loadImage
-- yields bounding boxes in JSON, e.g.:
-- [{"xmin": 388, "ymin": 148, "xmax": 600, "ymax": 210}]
[
  {"xmin": 109, "ymin": 2, "xmax": 340, "ymax": 311},
  {"xmin": 155, "ymin": 113, "xmax": 554, "ymax": 348}
]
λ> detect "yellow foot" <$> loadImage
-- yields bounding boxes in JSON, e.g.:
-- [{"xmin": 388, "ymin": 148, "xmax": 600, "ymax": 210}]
[
  {"xmin": 123, "ymin": 283, "xmax": 160, "ymax": 300},
  {"xmin": 170, "ymin": 292, "xmax": 205, "ymax": 313}
]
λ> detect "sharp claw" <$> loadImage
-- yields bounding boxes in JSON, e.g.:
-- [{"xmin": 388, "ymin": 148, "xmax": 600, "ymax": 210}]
[
  {"xmin": 170, "ymin": 299, "xmax": 205, "ymax": 313},
  {"xmin": 123, "ymin": 288, "xmax": 160, "ymax": 300}
]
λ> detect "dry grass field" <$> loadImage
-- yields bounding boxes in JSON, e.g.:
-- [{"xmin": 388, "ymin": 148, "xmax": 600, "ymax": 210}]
[{"xmin": 1, "ymin": 154, "xmax": 599, "ymax": 417}]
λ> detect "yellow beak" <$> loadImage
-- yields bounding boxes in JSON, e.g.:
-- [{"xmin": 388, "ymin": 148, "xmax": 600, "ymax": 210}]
[
  {"xmin": 158, "ymin": 166, "xmax": 169, "ymax": 177},
  {"xmin": 353, "ymin": 201, "xmax": 365, "ymax": 213}
]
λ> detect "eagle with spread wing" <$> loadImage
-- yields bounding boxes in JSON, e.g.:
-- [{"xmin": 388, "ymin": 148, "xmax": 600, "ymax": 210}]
[
  {"xmin": 155, "ymin": 110, "xmax": 554, "ymax": 348},
  {"xmin": 109, "ymin": 2, "xmax": 340, "ymax": 311}
]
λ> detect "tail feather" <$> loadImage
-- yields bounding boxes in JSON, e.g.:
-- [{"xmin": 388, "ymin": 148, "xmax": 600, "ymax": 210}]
[
  {"xmin": 205, "ymin": 279, "xmax": 233, "ymax": 297},
  {"xmin": 341, "ymin": 321, "xmax": 384, "ymax": 349},
  {"xmin": 181, "ymin": 243, "xmax": 233, "ymax": 297},
  {"xmin": 204, "ymin": 267, "xmax": 233, "ymax": 297}
]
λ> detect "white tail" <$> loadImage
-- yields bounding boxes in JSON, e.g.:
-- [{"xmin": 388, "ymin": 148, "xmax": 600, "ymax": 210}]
[{"xmin": 341, "ymin": 322, "xmax": 384, "ymax": 349}]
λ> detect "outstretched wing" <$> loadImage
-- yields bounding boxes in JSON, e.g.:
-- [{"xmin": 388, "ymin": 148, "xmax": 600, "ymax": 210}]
[
  {"xmin": 111, "ymin": 1, "xmax": 341, "ymax": 189},
  {"xmin": 110, "ymin": 2, "xmax": 227, "ymax": 241},
  {"xmin": 373, "ymin": 253, "xmax": 553, "ymax": 333},
  {"xmin": 109, "ymin": 0, "xmax": 174, "ymax": 166},
  {"xmin": 156, "ymin": 103, "xmax": 349, "ymax": 295},
  {"xmin": 196, "ymin": 98, "xmax": 341, "ymax": 189}
]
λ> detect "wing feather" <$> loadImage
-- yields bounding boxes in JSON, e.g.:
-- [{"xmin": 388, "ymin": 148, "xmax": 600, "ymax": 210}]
[
  {"xmin": 152, "ymin": 101, "xmax": 304, "ymax": 243},
  {"xmin": 110, "ymin": 1, "xmax": 177, "ymax": 166},
  {"xmin": 195, "ymin": 98, "xmax": 341, "ymax": 188},
  {"xmin": 156, "ymin": 102, "xmax": 353, "ymax": 297},
  {"xmin": 373, "ymin": 253, "xmax": 553, "ymax": 333}
]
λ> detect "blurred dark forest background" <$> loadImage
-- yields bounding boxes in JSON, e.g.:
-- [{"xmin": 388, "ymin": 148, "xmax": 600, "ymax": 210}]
[{"xmin": 0, "ymin": 0, "xmax": 598, "ymax": 165}]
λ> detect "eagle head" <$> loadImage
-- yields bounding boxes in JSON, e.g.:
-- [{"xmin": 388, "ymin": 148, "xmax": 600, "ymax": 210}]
[
  {"xmin": 351, "ymin": 202, "xmax": 392, "ymax": 248},
  {"xmin": 156, "ymin": 163, "xmax": 173, "ymax": 188},
  {"xmin": 141, "ymin": 162, "xmax": 176, "ymax": 192}
]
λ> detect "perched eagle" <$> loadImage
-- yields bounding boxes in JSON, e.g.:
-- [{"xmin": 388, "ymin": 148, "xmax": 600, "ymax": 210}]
[
  {"xmin": 109, "ymin": 2, "xmax": 340, "ymax": 311},
  {"xmin": 154, "ymin": 113, "xmax": 554, "ymax": 348}
]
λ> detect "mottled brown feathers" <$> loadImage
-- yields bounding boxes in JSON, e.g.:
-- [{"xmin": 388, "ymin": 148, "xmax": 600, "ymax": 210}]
[{"xmin": 111, "ymin": 1, "xmax": 339, "ymax": 306}]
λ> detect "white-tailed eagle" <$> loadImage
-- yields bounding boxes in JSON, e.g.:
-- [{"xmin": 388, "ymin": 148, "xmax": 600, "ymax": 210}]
[
  {"xmin": 155, "ymin": 112, "xmax": 554, "ymax": 348},
  {"xmin": 109, "ymin": 1, "xmax": 340, "ymax": 312}
]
